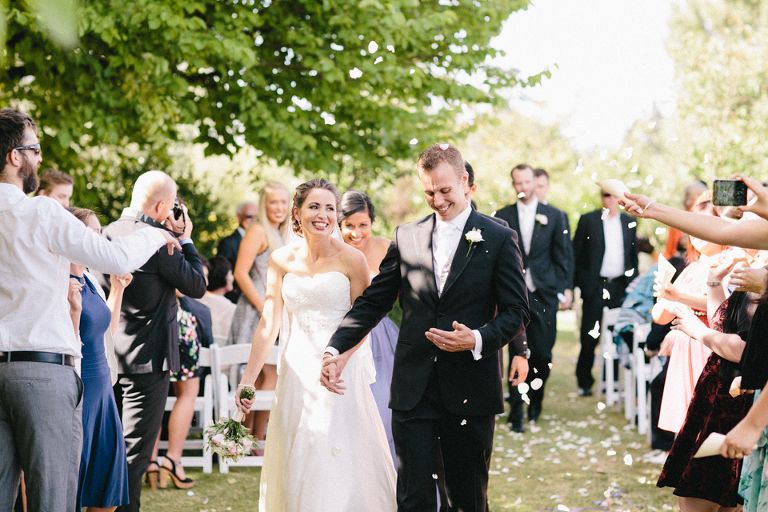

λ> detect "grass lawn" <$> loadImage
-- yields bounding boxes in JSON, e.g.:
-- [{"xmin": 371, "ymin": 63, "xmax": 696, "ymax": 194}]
[{"xmin": 142, "ymin": 312, "xmax": 681, "ymax": 512}]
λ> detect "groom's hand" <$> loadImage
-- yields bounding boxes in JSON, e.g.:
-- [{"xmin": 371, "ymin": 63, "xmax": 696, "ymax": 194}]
[
  {"xmin": 426, "ymin": 321, "xmax": 475, "ymax": 352},
  {"xmin": 320, "ymin": 354, "xmax": 347, "ymax": 395}
]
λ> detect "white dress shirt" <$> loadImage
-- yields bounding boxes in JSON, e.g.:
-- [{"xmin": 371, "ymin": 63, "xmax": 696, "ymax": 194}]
[
  {"xmin": 431, "ymin": 202, "xmax": 483, "ymax": 360},
  {"xmin": 516, "ymin": 198, "xmax": 539, "ymax": 292},
  {"xmin": 600, "ymin": 213, "xmax": 626, "ymax": 279},
  {"xmin": 0, "ymin": 184, "xmax": 168, "ymax": 358},
  {"xmin": 326, "ymin": 202, "xmax": 484, "ymax": 361}
]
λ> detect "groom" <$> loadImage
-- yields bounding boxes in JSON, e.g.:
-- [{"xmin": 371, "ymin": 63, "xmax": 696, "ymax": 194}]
[{"xmin": 322, "ymin": 143, "xmax": 530, "ymax": 512}]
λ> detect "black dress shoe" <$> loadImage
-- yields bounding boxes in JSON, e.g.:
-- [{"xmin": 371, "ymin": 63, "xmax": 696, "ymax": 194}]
[
  {"xmin": 508, "ymin": 421, "xmax": 525, "ymax": 433},
  {"xmin": 577, "ymin": 387, "xmax": 593, "ymax": 397}
]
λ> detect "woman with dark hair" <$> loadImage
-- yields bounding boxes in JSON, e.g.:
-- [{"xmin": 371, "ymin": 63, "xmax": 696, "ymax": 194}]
[
  {"xmin": 338, "ymin": 190, "xmax": 398, "ymax": 465},
  {"xmin": 199, "ymin": 256, "xmax": 237, "ymax": 340},
  {"xmin": 66, "ymin": 207, "xmax": 131, "ymax": 512},
  {"xmin": 235, "ymin": 179, "xmax": 396, "ymax": 511}
]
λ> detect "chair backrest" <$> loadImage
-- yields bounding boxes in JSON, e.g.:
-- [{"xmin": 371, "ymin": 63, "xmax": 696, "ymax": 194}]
[
  {"xmin": 198, "ymin": 346, "xmax": 213, "ymax": 367},
  {"xmin": 210, "ymin": 343, "xmax": 280, "ymax": 391}
]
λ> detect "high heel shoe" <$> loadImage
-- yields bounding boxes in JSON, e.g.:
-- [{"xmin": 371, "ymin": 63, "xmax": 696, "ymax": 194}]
[
  {"xmin": 159, "ymin": 457, "xmax": 194, "ymax": 489},
  {"xmin": 144, "ymin": 460, "xmax": 160, "ymax": 490}
]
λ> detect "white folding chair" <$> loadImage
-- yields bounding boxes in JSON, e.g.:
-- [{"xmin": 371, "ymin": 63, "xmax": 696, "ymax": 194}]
[
  {"xmin": 211, "ymin": 343, "xmax": 279, "ymax": 473},
  {"xmin": 596, "ymin": 307, "xmax": 622, "ymax": 406},
  {"xmin": 158, "ymin": 345, "xmax": 215, "ymax": 474},
  {"xmin": 632, "ymin": 323, "xmax": 653, "ymax": 435}
]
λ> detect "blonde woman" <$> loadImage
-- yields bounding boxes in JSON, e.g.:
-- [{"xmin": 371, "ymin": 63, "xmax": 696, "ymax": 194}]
[{"xmin": 229, "ymin": 181, "xmax": 290, "ymax": 447}]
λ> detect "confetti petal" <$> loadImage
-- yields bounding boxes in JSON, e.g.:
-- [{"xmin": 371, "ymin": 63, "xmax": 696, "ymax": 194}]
[
  {"xmin": 630, "ymin": 164, "xmax": 639, "ymax": 173},
  {"xmin": 368, "ymin": 41, "xmax": 378, "ymax": 53},
  {"xmin": 655, "ymin": 227, "xmax": 667, "ymax": 235},
  {"xmin": 665, "ymin": 137, "xmax": 679, "ymax": 146},
  {"xmin": 648, "ymin": 121, "xmax": 657, "ymax": 129},
  {"xmin": 374, "ymin": 56, "xmax": 383, "ymax": 64},
  {"xmin": 387, "ymin": 44, "xmax": 395, "ymax": 52},
  {"xmin": 645, "ymin": 175, "xmax": 654, "ymax": 185},
  {"xmin": 518, "ymin": 382, "xmax": 530, "ymax": 394},
  {"xmin": 573, "ymin": 159, "xmax": 584, "ymax": 175},
  {"xmin": 439, "ymin": 143, "xmax": 449, "ymax": 150},
  {"xmin": 409, "ymin": 138, "xmax": 418, "ymax": 145},
  {"xmin": 601, "ymin": 208, "xmax": 609, "ymax": 221},
  {"xmin": 626, "ymin": 180, "xmax": 642, "ymax": 188},
  {"xmin": 602, "ymin": 288, "xmax": 610, "ymax": 300},
  {"xmin": 531, "ymin": 378, "xmax": 543, "ymax": 390},
  {"xmin": 588, "ymin": 321, "xmax": 600, "ymax": 339},
  {"xmin": 624, "ymin": 454, "xmax": 633, "ymax": 466},
  {"xmin": 628, "ymin": 221, "xmax": 637, "ymax": 228},
  {"xmin": 349, "ymin": 67, "xmax": 363, "ymax": 79},
  {"xmin": 704, "ymin": 153, "xmax": 710, "ymax": 163},
  {"xmin": 621, "ymin": 147, "xmax": 633, "ymax": 159}
]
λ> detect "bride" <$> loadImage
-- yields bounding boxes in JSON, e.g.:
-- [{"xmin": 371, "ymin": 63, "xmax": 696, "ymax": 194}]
[{"xmin": 235, "ymin": 179, "xmax": 397, "ymax": 511}]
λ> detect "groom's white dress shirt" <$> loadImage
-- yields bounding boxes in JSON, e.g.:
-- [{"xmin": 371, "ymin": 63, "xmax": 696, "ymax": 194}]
[
  {"xmin": 0, "ymin": 183, "xmax": 167, "ymax": 358},
  {"xmin": 431, "ymin": 202, "xmax": 483, "ymax": 360}
]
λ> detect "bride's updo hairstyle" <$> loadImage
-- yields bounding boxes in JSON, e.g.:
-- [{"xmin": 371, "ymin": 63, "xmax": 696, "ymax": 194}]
[
  {"xmin": 338, "ymin": 190, "xmax": 375, "ymax": 226},
  {"xmin": 292, "ymin": 178, "xmax": 340, "ymax": 236}
]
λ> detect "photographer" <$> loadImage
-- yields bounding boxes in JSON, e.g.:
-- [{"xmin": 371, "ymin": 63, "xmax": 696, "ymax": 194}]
[{"xmin": 101, "ymin": 171, "xmax": 206, "ymax": 512}]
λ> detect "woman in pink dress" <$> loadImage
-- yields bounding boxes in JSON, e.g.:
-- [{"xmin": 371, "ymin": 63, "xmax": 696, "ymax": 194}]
[{"xmin": 654, "ymin": 193, "xmax": 731, "ymax": 433}]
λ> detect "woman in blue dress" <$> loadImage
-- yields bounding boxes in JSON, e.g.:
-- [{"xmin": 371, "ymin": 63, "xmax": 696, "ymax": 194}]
[
  {"xmin": 66, "ymin": 207, "xmax": 131, "ymax": 512},
  {"xmin": 338, "ymin": 190, "xmax": 398, "ymax": 466}
]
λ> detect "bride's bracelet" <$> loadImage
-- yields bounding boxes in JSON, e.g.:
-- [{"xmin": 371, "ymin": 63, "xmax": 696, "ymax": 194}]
[{"xmin": 641, "ymin": 199, "xmax": 656, "ymax": 214}]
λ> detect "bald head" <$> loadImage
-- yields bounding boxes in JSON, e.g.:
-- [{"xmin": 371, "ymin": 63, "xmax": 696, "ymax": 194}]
[{"xmin": 130, "ymin": 170, "xmax": 177, "ymax": 222}]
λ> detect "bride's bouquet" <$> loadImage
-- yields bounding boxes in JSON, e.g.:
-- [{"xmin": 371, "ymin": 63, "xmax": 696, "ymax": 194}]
[{"xmin": 204, "ymin": 387, "xmax": 259, "ymax": 462}]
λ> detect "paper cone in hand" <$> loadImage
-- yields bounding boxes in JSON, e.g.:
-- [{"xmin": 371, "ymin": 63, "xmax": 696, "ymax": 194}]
[
  {"xmin": 693, "ymin": 432, "xmax": 758, "ymax": 458},
  {"xmin": 595, "ymin": 179, "xmax": 630, "ymax": 199},
  {"xmin": 657, "ymin": 255, "xmax": 677, "ymax": 300},
  {"xmin": 729, "ymin": 376, "xmax": 742, "ymax": 398}
]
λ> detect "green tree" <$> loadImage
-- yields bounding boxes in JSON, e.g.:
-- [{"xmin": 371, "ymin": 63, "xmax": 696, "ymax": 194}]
[{"xmin": 2, "ymin": 0, "xmax": 544, "ymax": 254}]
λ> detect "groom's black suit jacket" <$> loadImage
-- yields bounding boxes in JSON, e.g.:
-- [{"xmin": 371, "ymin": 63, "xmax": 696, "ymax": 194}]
[{"xmin": 328, "ymin": 208, "xmax": 529, "ymax": 416}]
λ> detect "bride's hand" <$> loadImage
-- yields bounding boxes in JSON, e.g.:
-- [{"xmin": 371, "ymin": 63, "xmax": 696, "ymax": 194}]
[
  {"xmin": 235, "ymin": 384, "xmax": 255, "ymax": 414},
  {"xmin": 320, "ymin": 353, "xmax": 347, "ymax": 395}
]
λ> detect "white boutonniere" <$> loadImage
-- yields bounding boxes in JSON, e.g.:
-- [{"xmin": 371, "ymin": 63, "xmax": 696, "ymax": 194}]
[
  {"xmin": 465, "ymin": 228, "xmax": 484, "ymax": 256},
  {"xmin": 535, "ymin": 214, "xmax": 548, "ymax": 226}
]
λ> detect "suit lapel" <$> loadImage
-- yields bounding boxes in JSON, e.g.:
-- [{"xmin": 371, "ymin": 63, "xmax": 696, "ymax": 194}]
[
  {"xmin": 413, "ymin": 215, "xmax": 440, "ymax": 302},
  {"xmin": 441, "ymin": 209, "xmax": 482, "ymax": 297}
]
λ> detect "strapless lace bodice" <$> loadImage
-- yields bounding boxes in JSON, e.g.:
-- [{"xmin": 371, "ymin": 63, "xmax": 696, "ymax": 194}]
[{"xmin": 282, "ymin": 271, "xmax": 351, "ymax": 336}]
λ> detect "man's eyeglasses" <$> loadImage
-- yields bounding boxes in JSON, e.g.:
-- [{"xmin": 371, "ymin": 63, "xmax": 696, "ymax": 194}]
[{"xmin": 11, "ymin": 144, "xmax": 41, "ymax": 156}]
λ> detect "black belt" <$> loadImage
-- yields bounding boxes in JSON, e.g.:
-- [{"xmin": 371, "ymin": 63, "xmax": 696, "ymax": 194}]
[{"xmin": 0, "ymin": 351, "xmax": 75, "ymax": 367}]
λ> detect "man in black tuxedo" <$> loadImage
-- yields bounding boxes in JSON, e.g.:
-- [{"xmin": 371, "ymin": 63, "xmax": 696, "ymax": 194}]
[
  {"xmin": 101, "ymin": 171, "xmax": 207, "ymax": 512},
  {"xmin": 573, "ymin": 189, "xmax": 638, "ymax": 396},
  {"xmin": 322, "ymin": 144, "xmax": 530, "ymax": 512},
  {"xmin": 534, "ymin": 168, "xmax": 574, "ymax": 310},
  {"xmin": 217, "ymin": 201, "xmax": 257, "ymax": 302},
  {"xmin": 495, "ymin": 164, "xmax": 571, "ymax": 430}
]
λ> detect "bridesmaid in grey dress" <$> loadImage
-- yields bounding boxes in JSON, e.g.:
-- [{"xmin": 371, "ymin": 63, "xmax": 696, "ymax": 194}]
[
  {"xmin": 229, "ymin": 181, "xmax": 291, "ymax": 449},
  {"xmin": 338, "ymin": 190, "xmax": 398, "ymax": 466}
]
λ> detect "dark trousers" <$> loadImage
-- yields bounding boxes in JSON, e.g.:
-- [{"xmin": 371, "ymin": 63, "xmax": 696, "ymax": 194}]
[
  {"xmin": 392, "ymin": 366, "xmax": 495, "ymax": 512},
  {"xmin": 576, "ymin": 278, "xmax": 627, "ymax": 390},
  {"xmin": 651, "ymin": 357, "xmax": 675, "ymax": 451},
  {"xmin": 507, "ymin": 288, "xmax": 557, "ymax": 424},
  {"xmin": 114, "ymin": 371, "xmax": 170, "ymax": 512}
]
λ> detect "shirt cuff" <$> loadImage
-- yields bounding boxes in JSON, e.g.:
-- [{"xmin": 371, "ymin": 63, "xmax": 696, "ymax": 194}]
[
  {"xmin": 470, "ymin": 329, "xmax": 483, "ymax": 361},
  {"xmin": 179, "ymin": 238, "xmax": 193, "ymax": 246},
  {"xmin": 325, "ymin": 347, "xmax": 340, "ymax": 357}
]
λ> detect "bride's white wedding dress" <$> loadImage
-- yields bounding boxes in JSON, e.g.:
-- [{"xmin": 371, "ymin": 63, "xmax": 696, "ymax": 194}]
[{"xmin": 259, "ymin": 271, "xmax": 397, "ymax": 511}]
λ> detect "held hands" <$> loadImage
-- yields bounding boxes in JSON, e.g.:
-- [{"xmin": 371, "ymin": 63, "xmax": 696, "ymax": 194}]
[
  {"xmin": 320, "ymin": 352, "xmax": 350, "ymax": 395},
  {"xmin": 426, "ymin": 321, "xmax": 476, "ymax": 352}
]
